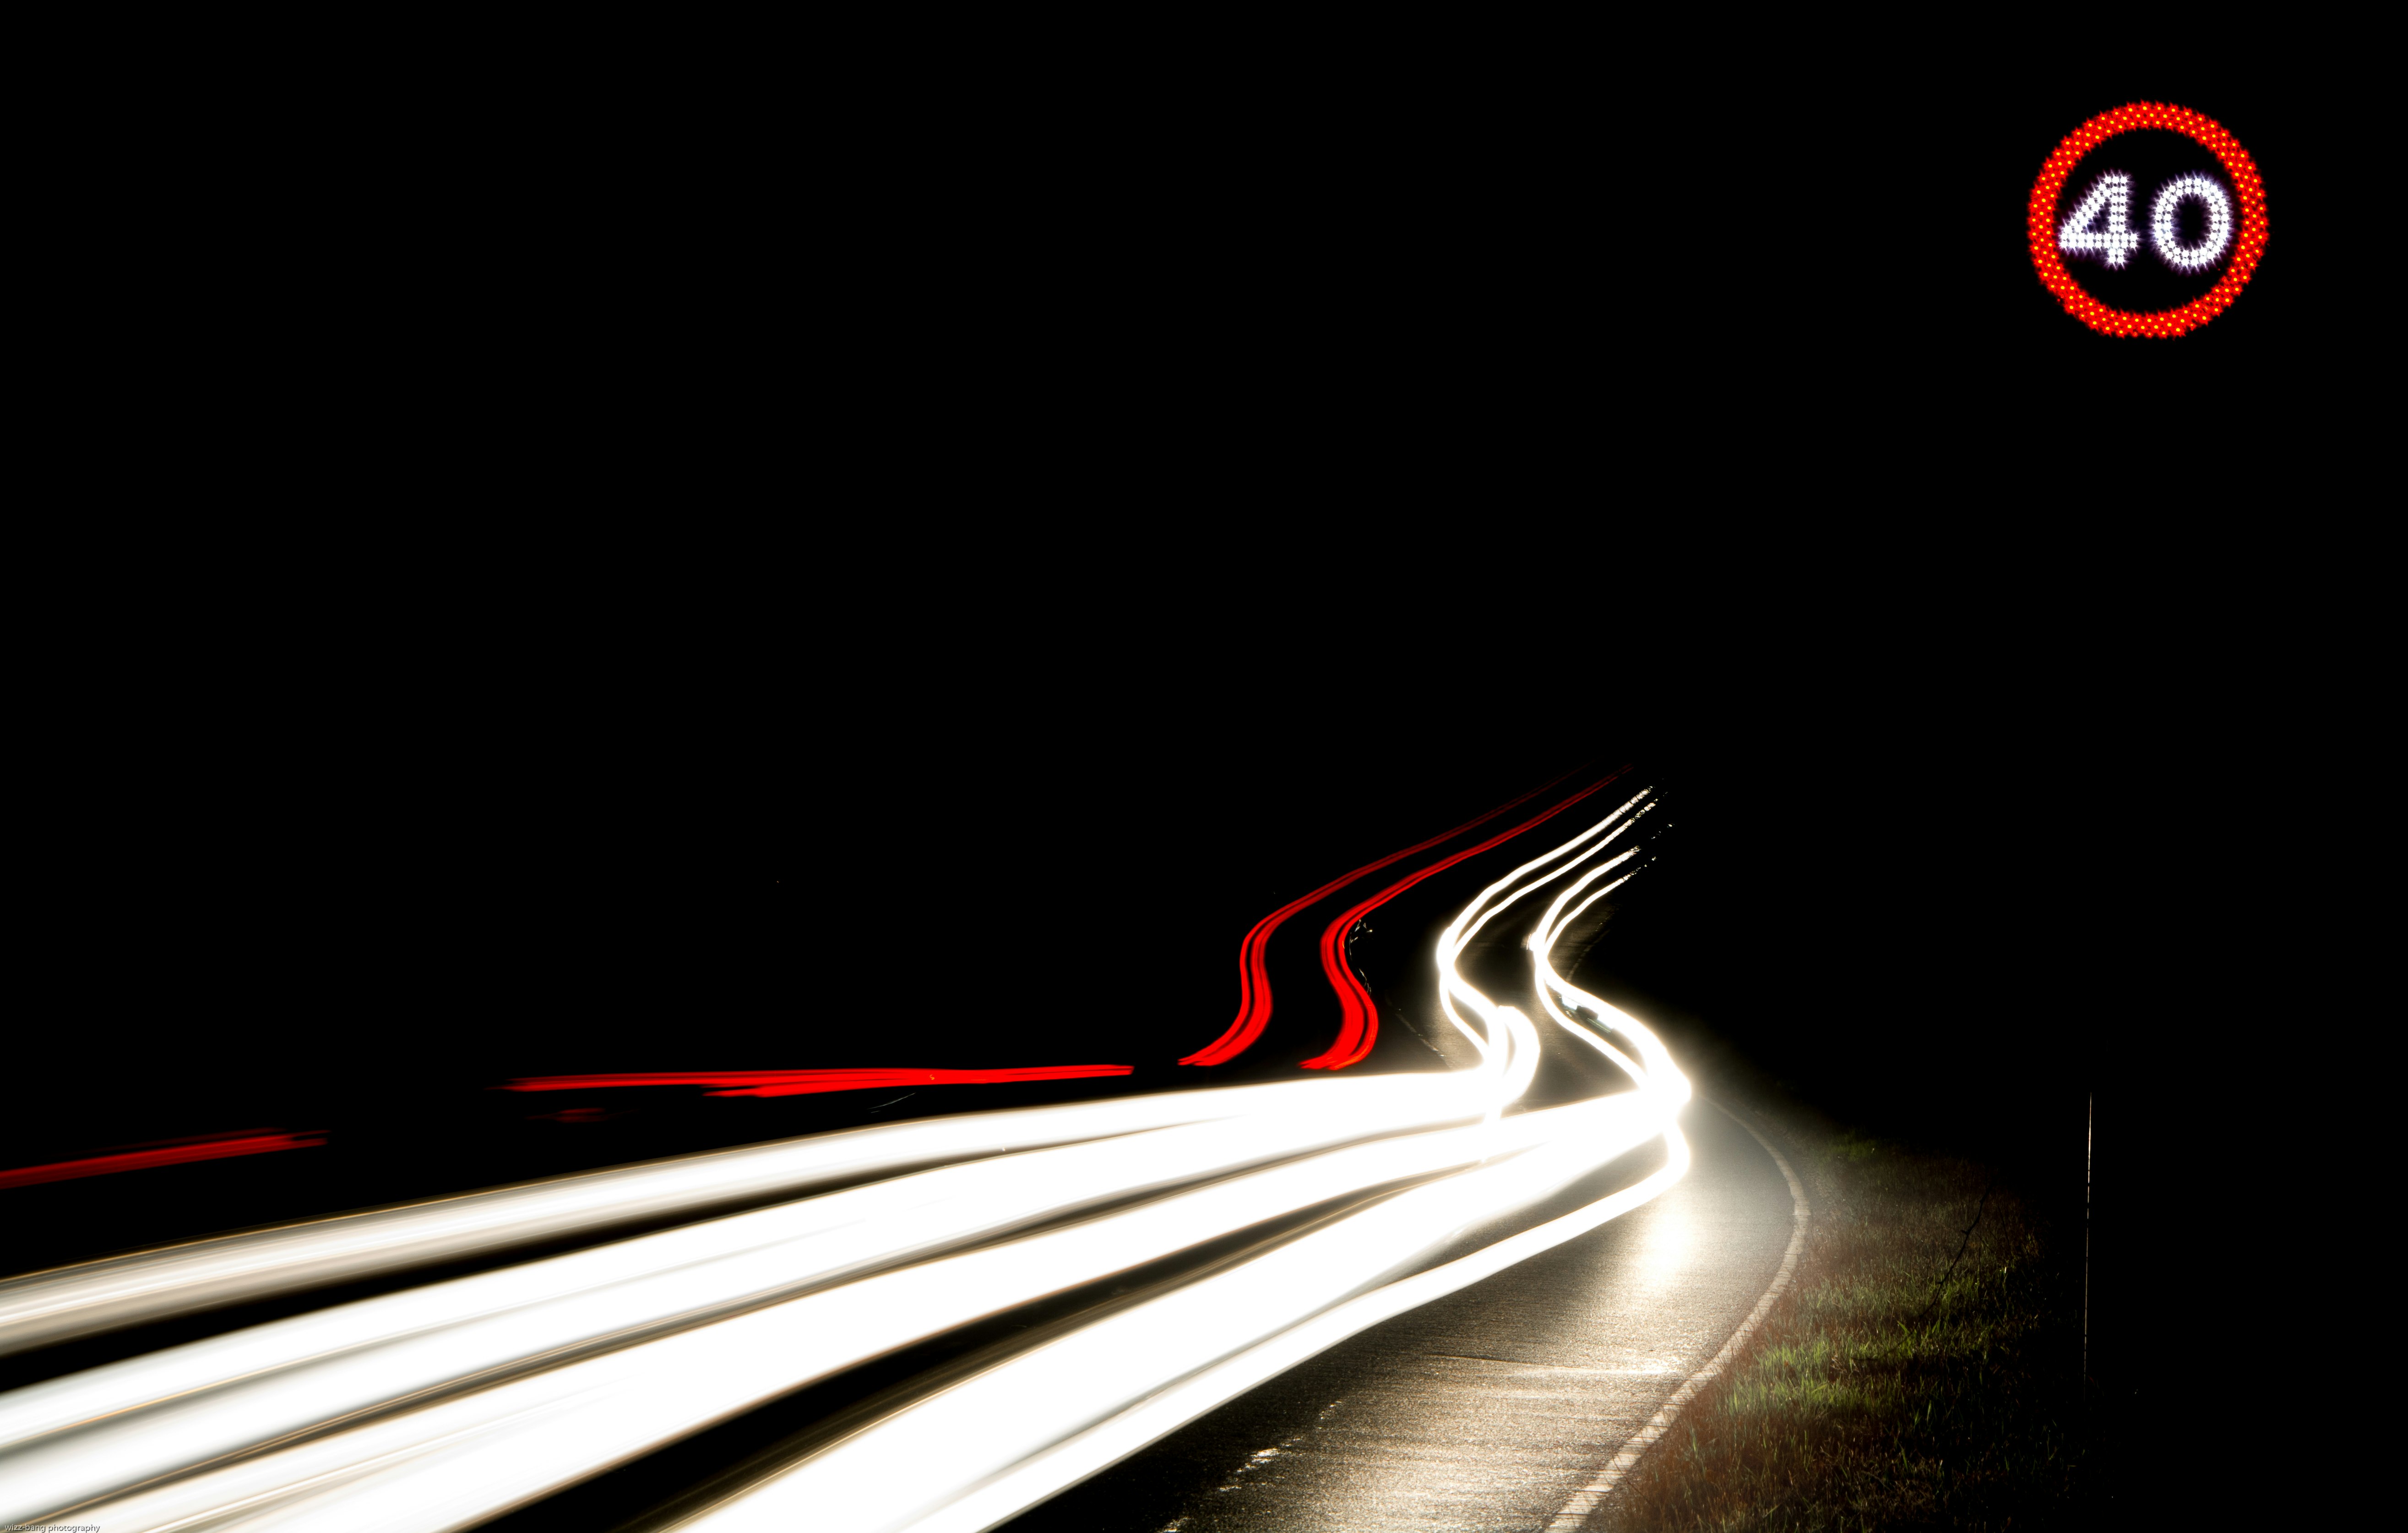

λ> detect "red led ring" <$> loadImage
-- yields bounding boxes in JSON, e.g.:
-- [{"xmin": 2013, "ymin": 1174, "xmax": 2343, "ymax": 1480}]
[{"xmin": 2028, "ymin": 102, "xmax": 2270, "ymax": 338}]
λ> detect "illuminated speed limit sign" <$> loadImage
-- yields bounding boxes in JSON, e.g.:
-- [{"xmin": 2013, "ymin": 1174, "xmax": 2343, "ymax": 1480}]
[{"xmin": 2028, "ymin": 103, "xmax": 2269, "ymax": 338}]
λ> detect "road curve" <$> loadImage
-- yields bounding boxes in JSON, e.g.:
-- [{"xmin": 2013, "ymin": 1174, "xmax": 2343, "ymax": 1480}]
[
  {"xmin": 0, "ymin": 775, "xmax": 1735, "ymax": 1532},
  {"xmin": 994, "ymin": 1097, "xmax": 1796, "ymax": 1533}
]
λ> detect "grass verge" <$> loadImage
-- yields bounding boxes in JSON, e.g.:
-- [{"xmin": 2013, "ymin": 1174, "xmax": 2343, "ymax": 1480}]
[{"xmin": 1608, "ymin": 1101, "xmax": 2093, "ymax": 1531}]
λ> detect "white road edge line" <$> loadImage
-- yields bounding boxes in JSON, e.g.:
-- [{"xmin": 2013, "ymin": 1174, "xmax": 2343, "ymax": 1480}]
[{"xmin": 1546, "ymin": 1098, "xmax": 1809, "ymax": 1530}]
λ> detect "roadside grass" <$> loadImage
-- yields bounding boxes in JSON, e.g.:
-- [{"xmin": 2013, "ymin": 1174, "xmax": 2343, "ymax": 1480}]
[{"xmin": 1609, "ymin": 1107, "xmax": 2091, "ymax": 1531}]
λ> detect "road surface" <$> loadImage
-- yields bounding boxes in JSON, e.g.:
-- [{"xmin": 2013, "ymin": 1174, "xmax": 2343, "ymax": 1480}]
[{"xmin": 999, "ymin": 1097, "xmax": 1797, "ymax": 1533}]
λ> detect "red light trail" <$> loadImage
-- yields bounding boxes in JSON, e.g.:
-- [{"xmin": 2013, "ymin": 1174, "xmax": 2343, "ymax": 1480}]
[
  {"xmin": 0, "ymin": 1129, "xmax": 325, "ymax": 1192},
  {"xmin": 1178, "ymin": 765, "xmax": 1586, "ymax": 1069},
  {"xmin": 1303, "ymin": 769, "xmax": 1629, "ymax": 1070},
  {"xmin": 496, "ymin": 1065, "xmax": 1134, "ymax": 1098}
]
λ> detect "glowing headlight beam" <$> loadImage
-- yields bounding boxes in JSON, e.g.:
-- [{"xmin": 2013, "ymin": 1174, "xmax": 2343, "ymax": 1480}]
[
  {"xmin": 885, "ymin": 1125, "xmax": 1693, "ymax": 1533},
  {"xmin": 0, "ymin": 1092, "xmax": 1506, "ymax": 1519},
  {"xmin": 1432, "ymin": 789, "xmax": 1652, "ymax": 1086},
  {"xmin": 0, "ymin": 1073, "xmax": 1481, "ymax": 1359},
  {"xmin": 1298, "ymin": 769, "xmax": 1632, "ymax": 1071},
  {"xmin": 1542, "ymin": 865, "xmax": 1641, "ymax": 956},
  {"xmin": 1443, "ymin": 790, "xmax": 1651, "ymax": 963},
  {"xmin": 1531, "ymin": 901, "xmax": 1691, "ymax": 1108},
  {"xmin": 53, "ymin": 1097, "xmax": 1652, "ymax": 1533},
  {"xmin": 675, "ymin": 1110, "xmax": 1686, "ymax": 1533}
]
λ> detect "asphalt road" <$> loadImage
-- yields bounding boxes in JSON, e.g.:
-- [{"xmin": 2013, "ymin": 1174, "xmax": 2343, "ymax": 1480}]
[{"xmin": 999, "ymin": 1097, "xmax": 1797, "ymax": 1533}]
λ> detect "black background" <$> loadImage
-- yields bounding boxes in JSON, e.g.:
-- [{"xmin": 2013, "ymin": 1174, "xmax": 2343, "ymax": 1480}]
[{"xmin": 16, "ymin": 22, "xmax": 2379, "ymax": 1521}]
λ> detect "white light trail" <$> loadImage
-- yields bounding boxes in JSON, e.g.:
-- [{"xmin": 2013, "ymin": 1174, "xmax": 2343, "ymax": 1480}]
[
  {"xmin": 686, "ymin": 1101, "xmax": 1680, "ymax": 1533},
  {"xmin": 3, "ymin": 786, "xmax": 1695, "ymax": 1533},
  {"xmin": 672, "ymin": 791, "xmax": 1694, "ymax": 1533},
  {"xmin": 0, "ymin": 1072, "xmax": 1478, "ymax": 1358},
  {"xmin": 892, "ymin": 1127, "xmax": 1695, "ymax": 1533},
  {"xmin": 0, "ymin": 1088, "xmax": 1491, "ymax": 1519},
  {"xmin": 1432, "ymin": 790, "xmax": 1652, "ymax": 1109},
  {"xmin": 53, "ymin": 1098, "xmax": 1653, "ymax": 1532}
]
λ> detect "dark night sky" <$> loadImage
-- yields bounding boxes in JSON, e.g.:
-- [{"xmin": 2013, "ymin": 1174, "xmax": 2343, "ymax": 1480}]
[{"xmin": 12, "ymin": 33, "xmax": 2378, "ymax": 1516}]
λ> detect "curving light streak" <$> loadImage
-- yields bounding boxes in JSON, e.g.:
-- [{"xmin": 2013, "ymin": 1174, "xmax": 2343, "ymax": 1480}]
[
  {"xmin": 1546, "ymin": 867, "xmax": 1638, "ymax": 955},
  {"xmin": 682, "ymin": 1104, "xmax": 1682, "ymax": 1533},
  {"xmin": 1429, "ymin": 789, "xmax": 1655, "ymax": 1104},
  {"xmin": 667, "ymin": 791, "xmax": 1695, "ymax": 1533},
  {"xmin": 52, "ymin": 1099, "xmax": 1649, "ymax": 1532},
  {"xmin": 1300, "ymin": 770, "xmax": 1630, "ymax": 1070},
  {"xmin": 1180, "ymin": 766, "xmax": 1582, "ymax": 1067},
  {"xmin": 879, "ymin": 1128, "xmax": 1694, "ymax": 1533},
  {"xmin": 0, "ymin": 1074, "xmax": 1474, "ymax": 1359},
  {"xmin": 1, "ymin": 789, "xmax": 1695, "ymax": 1533},
  {"xmin": 1531, "ymin": 895, "xmax": 1691, "ymax": 1110},
  {"xmin": 0, "ymin": 1094, "xmax": 1499, "ymax": 1519}
]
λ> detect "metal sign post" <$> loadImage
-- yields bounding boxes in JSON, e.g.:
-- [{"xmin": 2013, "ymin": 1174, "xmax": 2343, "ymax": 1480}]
[{"xmin": 2083, "ymin": 1091, "xmax": 2093, "ymax": 1384}]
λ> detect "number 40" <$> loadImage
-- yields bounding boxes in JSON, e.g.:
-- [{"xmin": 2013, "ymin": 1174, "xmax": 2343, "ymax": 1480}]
[{"xmin": 2060, "ymin": 172, "xmax": 2233, "ymax": 273}]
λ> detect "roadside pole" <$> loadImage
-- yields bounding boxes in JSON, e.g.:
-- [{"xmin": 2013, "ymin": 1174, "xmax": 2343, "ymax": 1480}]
[{"xmin": 2082, "ymin": 1091, "xmax": 2092, "ymax": 1384}]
